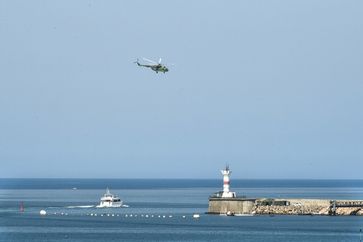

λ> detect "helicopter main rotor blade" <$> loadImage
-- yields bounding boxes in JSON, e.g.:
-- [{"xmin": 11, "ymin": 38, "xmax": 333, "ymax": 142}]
[
  {"xmin": 142, "ymin": 57, "xmax": 158, "ymax": 64},
  {"xmin": 165, "ymin": 63, "xmax": 175, "ymax": 68}
]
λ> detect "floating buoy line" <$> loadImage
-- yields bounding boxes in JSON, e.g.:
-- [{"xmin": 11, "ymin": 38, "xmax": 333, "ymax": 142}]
[{"xmin": 40, "ymin": 210, "xmax": 199, "ymax": 219}]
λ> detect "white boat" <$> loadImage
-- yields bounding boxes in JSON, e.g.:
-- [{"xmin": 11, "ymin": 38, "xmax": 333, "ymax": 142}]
[{"xmin": 96, "ymin": 188, "xmax": 123, "ymax": 208}]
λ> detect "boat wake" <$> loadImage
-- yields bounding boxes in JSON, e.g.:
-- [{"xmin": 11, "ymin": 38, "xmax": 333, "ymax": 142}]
[
  {"xmin": 66, "ymin": 205, "xmax": 95, "ymax": 209},
  {"xmin": 66, "ymin": 204, "xmax": 129, "ymax": 209}
]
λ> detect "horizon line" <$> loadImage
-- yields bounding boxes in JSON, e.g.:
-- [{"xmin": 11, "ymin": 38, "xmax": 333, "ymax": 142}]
[{"xmin": 1, "ymin": 177, "xmax": 363, "ymax": 180}]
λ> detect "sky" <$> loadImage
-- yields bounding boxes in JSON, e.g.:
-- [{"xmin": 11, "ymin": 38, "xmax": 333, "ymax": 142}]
[{"xmin": 0, "ymin": 0, "xmax": 362, "ymax": 179}]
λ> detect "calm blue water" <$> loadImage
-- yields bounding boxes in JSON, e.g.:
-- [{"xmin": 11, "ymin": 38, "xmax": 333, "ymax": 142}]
[{"xmin": 1, "ymin": 179, "xmax": 363, "ymax": 241}]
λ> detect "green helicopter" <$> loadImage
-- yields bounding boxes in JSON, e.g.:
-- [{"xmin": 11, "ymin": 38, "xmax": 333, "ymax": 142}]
[{"xmin": 135, "ymin": 57, "xmax": 169, "ymax": 74}]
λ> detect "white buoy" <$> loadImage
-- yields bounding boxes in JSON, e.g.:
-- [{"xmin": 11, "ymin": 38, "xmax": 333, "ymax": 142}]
[
  {"xmin": 39, "ymin": 210, "xmax": 47, "ymax": 216},
  {"xmin": 182, "ymin": 215, "xmax": 186, "ymax": 218},
  {"xmin": 192, "ymin": 214, "xmax": 200, "ymax": 219}
]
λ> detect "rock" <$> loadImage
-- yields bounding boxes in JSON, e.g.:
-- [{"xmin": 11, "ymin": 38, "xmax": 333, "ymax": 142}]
[
  {"xmin": 336, "ymin": 207, "xmax": 361, "ymax": 215},
  {"xmin": 356, "ymin": 209, "xmax": 363, "ymax": 215}
]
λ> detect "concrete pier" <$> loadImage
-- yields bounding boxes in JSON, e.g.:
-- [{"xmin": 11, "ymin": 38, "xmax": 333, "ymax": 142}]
[
  {"xmin": 208, "ymin": 198, "xmax": 363, "ymax": 216},
  {"xmin": 208, "ymin": 198, "xmax": 255, "ymax": 215}
]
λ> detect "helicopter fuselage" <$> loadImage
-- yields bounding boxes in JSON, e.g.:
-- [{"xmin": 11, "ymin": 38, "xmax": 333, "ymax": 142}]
[{"xmin": 150, "ymin": 64, "xmax": 168, "ymax": 73}]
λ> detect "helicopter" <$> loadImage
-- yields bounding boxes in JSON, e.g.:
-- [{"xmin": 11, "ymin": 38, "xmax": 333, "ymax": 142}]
[{"xmin": 135, "ymin": 58, "xmax": 169, "ymax": 73}]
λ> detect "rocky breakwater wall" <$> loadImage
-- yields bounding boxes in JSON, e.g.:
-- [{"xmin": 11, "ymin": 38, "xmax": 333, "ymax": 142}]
[{"xmin": 254, "ymin": 199, "xmax": 363, "ymax": 216}]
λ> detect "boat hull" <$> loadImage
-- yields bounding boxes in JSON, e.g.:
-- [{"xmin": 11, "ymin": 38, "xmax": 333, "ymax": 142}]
[{"xmin": 96, "ymin": 203, "xmax": 123, "ymax": 208}]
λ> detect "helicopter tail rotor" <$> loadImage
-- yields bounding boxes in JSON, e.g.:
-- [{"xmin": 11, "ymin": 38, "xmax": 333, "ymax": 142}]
[{"xmin": 134, "ymin": 58, "xmax": 141, "ymax": 66}]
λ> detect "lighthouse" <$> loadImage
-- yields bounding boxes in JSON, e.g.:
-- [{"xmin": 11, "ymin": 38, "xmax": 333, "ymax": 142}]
[{"xmin": 221, "ymin": 165, "xmax": 236, "ymax": 198}]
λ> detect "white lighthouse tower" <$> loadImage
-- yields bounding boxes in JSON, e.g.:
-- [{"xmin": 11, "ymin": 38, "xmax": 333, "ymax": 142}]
[{"xmin": 221, "ymin": 165, "xmax": 236, "ymax": 198}]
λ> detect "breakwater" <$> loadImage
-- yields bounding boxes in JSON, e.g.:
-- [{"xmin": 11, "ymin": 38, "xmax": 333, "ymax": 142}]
[
  {"xmin": 208, "ymin": 198, "xmax": 363, "ymax": 216},
  {"xmin": 208, "ymin": 198, "xmax": 255, "ymax": 215}
]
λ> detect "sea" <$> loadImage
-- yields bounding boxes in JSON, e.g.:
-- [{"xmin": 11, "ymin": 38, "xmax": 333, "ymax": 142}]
[{"xmin": 1, "ymin": 179, "xmax": 363, "ymax": 242}]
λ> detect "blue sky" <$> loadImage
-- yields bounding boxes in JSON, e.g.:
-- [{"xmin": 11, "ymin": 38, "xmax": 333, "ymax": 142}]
[{"xmin": 0, "ymin": 0, "xmax": 362, "ymax": 178}]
